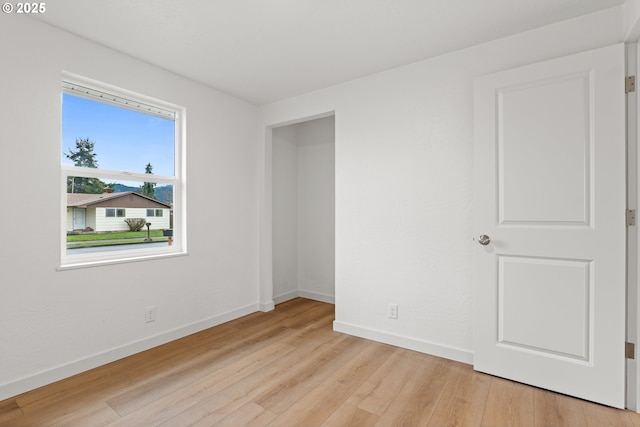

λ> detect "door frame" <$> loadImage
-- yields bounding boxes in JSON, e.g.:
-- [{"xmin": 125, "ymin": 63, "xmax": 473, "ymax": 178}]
[{"xmin": 628, "ymin": 42, "xmax": 639, "ymax": 411}]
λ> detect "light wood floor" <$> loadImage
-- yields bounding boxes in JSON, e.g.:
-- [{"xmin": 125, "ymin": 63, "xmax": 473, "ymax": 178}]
[{"xmin": 2, "ymin": 298, "xmax": 640, "ymax": 427}]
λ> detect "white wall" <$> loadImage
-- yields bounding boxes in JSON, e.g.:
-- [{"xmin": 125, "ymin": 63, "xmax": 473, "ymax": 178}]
[
  {"xmin": 272, "ymin": 117, "xmax": 335, "ymax": 304},
  {"xmin": 0, "ymin": 17, "xmax": 260, "ymax": 400},
  {"xmin": 626, "ymin": 0, "xmax": 640, "ymax": 40},
  {"xmin": 272, "ymin": 125, "xmax": 299, "ymax": 301},
  {"xmin": 91, "ymin": 208, "xmax": 171, "ymax": 231},
  {"xmin": 297, "ymin": 118, "xmax": 335, "ymax": 302},
  {"xmin": 260, "ymin": 7, "xmax": 624, "ymax": 364},
  {"xmin": 86, "ymin": 208, "xmax": 96, "ymax": 230},
  {"xmin": 66, "ymin": 208, "xmax": 74, "ymax": 231}
]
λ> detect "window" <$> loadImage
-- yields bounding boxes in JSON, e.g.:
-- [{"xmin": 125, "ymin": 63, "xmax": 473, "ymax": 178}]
[
  {"xmin": 106, "ymin": 208, "xmax": 126, "ymax": 218},
  {"xmin": 60, "ymin": 73, "xmax": 185, "ymax": 269},
  {"xmin": 145, "ymin": 209, "xmax": 163, "ymax": 217}
]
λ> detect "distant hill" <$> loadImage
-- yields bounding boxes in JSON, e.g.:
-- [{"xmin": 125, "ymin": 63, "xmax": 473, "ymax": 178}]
[
  {"xmin": 111, "ymin": 183, "xmax": 173, "ymax": 205},
  {"xmin": 111, "ymin": 183, "xmax": 137, "ymax": 193},
  {"xmin": 154, "ymin": 186, "xmax": 173, "ymax": 205}
]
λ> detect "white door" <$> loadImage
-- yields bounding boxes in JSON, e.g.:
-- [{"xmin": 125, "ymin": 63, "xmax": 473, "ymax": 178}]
[
  {"xmin": 473, "ymin": 44, "xmax": 626, "ymax": 408},
  {"xmin": 73, "ymin": 208, "xmax": 85, "ymax": 230}
]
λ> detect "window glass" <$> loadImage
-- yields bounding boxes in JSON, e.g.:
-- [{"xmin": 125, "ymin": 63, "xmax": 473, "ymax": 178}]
[{"xmin": 62, "ymin": 94, "xmax": 175, "ymax": 176}]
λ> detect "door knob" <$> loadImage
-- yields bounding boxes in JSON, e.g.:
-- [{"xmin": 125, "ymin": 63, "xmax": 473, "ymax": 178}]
[{"xmin": 478, "ymin": 235, "xmax": 491, "ymax": 245}]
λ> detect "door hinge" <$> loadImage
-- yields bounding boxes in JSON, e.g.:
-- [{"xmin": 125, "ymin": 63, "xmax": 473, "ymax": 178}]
[
  {"xmin": 627, "ymin": 342, "xmax": 635, "ymax": 359},
  {"xmin": 627, "ymin": 209, "xmax": 636, "ymax": 226},
  {"xmin": 627, "ymin": 76, "xmax": 636, "ymax": 93}
]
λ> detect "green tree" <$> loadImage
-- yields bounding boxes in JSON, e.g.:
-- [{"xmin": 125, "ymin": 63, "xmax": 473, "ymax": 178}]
[
  {"xmin": 140, "ymin": 163, "xmax": 156, "ymax": 198},
  {"xmin": 66, "ymin": 138, "xmax": 105, "ymax": 194}
]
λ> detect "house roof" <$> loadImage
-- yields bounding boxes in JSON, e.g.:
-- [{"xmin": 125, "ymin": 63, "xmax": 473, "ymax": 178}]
[{"xmin": 67, "ymin": 191, "xmax": 172, "ymax": 209}]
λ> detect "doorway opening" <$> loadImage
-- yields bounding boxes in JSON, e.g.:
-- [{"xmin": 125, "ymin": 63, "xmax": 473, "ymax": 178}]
[{"xmin": 271, "ymin": 115, "xmax": 335, "ymax": 304}]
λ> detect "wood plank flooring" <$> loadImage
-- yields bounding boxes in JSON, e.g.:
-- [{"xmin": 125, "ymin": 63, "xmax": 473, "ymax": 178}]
[{"xmin": 2, "ymin": 298, "xmax": 640, "ymax": 426}]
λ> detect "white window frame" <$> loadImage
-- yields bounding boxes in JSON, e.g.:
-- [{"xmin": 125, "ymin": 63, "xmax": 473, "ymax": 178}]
[{"xmin": 59, "ymin": 73, "xmax": 187, "ymax": 269}]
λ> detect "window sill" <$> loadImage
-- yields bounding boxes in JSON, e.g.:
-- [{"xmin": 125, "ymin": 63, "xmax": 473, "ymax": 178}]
[{"xmin": 57, "ymin": 251, "xmax": 188, "ymax": 271}]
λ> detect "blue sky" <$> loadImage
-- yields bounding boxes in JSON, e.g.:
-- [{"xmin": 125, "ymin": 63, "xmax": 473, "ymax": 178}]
[{"xmin": 62, "ymin": 94, "xmax": 175, "ymax": 177}]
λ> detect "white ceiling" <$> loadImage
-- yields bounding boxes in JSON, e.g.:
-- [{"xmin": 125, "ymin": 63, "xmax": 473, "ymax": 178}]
[{"xmin": 35, "ymin": 0, "xmax": 624, "ymax": 105}]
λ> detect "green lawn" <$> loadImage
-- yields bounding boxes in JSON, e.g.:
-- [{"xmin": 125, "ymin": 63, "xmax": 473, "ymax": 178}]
[
  {"xmin": 67, "ymin": 230, "xmax": 165, "ymax": 242},
  {"xmin": 67, "ymin": 230, "xmax": 171, "ymax": 248},
  {"xmin": 68, "ymin": 239, "xmax": 169, "ymax": 248}
]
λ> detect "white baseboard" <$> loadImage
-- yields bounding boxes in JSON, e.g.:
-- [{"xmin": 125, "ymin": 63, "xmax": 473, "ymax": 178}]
[
  {"xmin": 274, "ymin": 289, "xmax": 335, "ymax": 305},
  {"xmin": 0, "ymin": 303, "xmax": 259, "ymax": 401},
  {"xmin": 259, "ymin": 300, "xmax": 275, "ymax": 312},
  {"xmin": 298, "ymin": 289, "xmax": 335, "ymax": 304},
  {"xmin": 333, "ymin": 320, "xmax": 474, "ymax": 365},
  {"xmin": 273, "ymin": 290, "xmax": 299, "ymax": 304}
]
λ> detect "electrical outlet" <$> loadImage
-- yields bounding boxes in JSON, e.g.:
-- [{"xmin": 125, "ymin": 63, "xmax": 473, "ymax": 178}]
[
  {"xmin": 388, "ymin": 303, "xmax": 398, "ymax": 319},
  {"xmin": 145, "ymin": 306, "xmax": 156, "ymax": 323}
]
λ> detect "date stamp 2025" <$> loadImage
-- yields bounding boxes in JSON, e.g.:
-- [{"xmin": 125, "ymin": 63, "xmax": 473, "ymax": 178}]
[{"xmin": 2, "ymin": 3, "xmax": 46, "ymax": 14}]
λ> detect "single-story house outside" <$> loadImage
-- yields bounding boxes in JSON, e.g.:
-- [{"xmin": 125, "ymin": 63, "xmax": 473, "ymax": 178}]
[{"xmin": 67, "ymin": 191, "xmax": 172, "ymax": 232}]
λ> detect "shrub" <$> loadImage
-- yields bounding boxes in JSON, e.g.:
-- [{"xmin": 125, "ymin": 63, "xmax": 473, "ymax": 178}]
[{"xmin": 124, "ymin": 218, "xmax": 147, "ymax": 231}]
